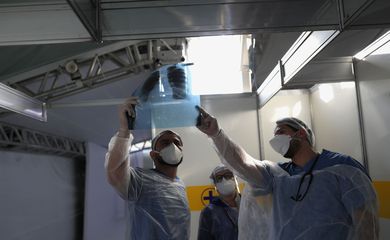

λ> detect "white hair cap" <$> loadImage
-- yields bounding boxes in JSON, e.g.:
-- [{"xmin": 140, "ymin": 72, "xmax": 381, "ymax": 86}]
[
  {"xmin": 276, "ymin": 117, "xmax": 315, "ymax": 146},
  {"xmin": 209, "ymin": 164, "xmax": 232, "ymax": 180}
]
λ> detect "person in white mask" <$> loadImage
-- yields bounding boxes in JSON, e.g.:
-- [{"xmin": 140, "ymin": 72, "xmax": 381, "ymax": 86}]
[
  {"xmin": 198, "ymin": 165, "xmax": 240, "ymax": 240},
  {"xmin": 105, "ymin": 98, "xmax": 190, "ymax": 240},
  {"xmin": 195, "ymin": 105, "xmax": 379, "ymax": 240}
]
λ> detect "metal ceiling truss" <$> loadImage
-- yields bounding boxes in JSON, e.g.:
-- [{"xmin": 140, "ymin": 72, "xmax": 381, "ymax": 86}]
[
  {"xmin": 0, "ymin": 121, "xmax": 85, "ymax": 158},
  {"xmin": 5, "ymin": 38, "xmax": 186, "ymax": 102}
]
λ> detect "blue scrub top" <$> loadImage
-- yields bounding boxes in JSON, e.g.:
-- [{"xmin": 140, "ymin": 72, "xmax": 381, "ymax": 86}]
[
  {"xmin": 264, "ymin": 149, "xmax": 376, "ymax": 240},
  {"xmin": 278, "ymin": 149, "xmax": 369, "ymax": 178},
  {"xmin": 198, "ymin": 197, "xmax": 239, "ymax": 240}
]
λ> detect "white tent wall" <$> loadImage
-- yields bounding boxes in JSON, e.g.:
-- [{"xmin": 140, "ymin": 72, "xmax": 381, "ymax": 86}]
[
  {"xmin": 83, "ymin": 142, "xmax": 127, "ymax": 240},
  {"xmin": 0, "ymin": 151, "xmax": 84, "ymax": 240},
  {"xmin": 355, "ymin": 54, "xmax": 390, "ymax": 239}
]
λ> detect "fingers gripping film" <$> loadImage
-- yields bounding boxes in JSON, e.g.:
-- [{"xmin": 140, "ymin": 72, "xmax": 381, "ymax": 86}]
[
  {"xmin": 122, "ymin": 97, "xmax": 139, "ymax": 130},
  {"xmin": 195, "ymin": 105, "xmax": 220, "ymax": 137}
]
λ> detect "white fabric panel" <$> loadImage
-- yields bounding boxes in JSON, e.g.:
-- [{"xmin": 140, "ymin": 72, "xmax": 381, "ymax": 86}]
[
  {"xmin": 0, "ymin": 150, "xmax": 83, "ymax": 240},
  {"xmin": 83, "ymin": 142, "xmax": 127, "ymax": 240},
  {"xmin": 310, "ymin": 82, "xmax": 363, "ymax": 163}
]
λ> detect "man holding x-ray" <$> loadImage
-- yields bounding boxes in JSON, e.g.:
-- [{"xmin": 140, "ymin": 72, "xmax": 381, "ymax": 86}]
[{"xmin": 105, "ymin": 98, "xmax": 190, "ymax": 240}]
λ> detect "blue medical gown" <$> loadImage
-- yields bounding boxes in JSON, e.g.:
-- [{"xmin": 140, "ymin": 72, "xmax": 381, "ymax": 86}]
[
  {"xmin": 198, "ymin": 197, "xmax": 239, "ymax": 240},
  {"xmin": 126, "ymin": 168, "xmax": 191, "ymax": 240},
  {"xmin": 211, "ymin": 130, "xmax": 378, "ymax": 240}
]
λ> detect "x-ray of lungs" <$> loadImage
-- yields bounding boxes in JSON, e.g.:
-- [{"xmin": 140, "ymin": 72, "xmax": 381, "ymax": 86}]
[{"xmin": 131, "ymin": 63, "xmax": 200, "ymax": 130}]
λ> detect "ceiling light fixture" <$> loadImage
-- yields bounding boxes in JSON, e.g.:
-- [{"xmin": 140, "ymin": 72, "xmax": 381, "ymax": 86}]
[{"xmin": 354, "ymin": 30, "xmax": 390, "ymax": 60}]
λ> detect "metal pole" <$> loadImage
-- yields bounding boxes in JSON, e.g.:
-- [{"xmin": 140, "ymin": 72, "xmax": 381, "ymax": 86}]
[{"xmin": 352, "ymin": 59, "xmax": 370, "ymax": 173}]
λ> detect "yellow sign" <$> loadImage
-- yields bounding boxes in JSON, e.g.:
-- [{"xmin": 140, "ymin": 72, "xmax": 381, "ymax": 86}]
[
  {"xmin": 186, "ymin": 185, "xmax": 218, "ymax": 211},
  {"xmin": 373, "ymin": 181, "xmax": 390, "ymax": 218},
  {"xmin": 186, "ymin": 183, "xmax": 245, "ymax": 211}
]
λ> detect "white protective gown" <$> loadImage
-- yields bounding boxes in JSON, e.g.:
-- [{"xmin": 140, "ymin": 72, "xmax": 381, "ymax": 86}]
[
  {"xmin": 105, "ymin": 134, "xmax": 190, "ymax": 240},
  {"xmin": 211, "ymin": 130, "xmax": 379, "ymax": 240}
]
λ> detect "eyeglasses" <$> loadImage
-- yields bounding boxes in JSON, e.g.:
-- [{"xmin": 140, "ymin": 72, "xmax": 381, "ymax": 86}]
[
  {"xmin": 214, "ymin": 172, "xmax": 234, "ymax": 183},
  {"xmin": 290, "ymin": 154, "xmax": 320, "ymax": 202}
]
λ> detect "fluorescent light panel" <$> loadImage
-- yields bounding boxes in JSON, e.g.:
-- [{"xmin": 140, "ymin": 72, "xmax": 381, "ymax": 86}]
[
  {"xmin": 256, "ymin": 30, "xmax": 339, "ymax": 108},
  {"xmin": 257, "ymin": 63, "xmax": 283, "ymax": 107},
  {"xmin": 282, "ymin": 30, "xmax": 340, "ymax": 84},
  {"xmin": 354, "ymin": 30, "xmax": 390, "ymax": 60},
  {"xmin": 0, "ymin": 83, "xmax": 47, "ymax": 121}
]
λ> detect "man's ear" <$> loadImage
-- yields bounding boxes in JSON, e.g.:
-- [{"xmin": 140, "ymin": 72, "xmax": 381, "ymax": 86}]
[
  {"xmin": 297, "ymin": 128, "xmax": 307, "ymax": 138},
  {"xmin": 150, "ymin": 150, "xmax": 158, "ymax": 160}
]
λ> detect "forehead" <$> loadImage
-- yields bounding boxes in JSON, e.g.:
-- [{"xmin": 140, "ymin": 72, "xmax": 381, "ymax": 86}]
[
  {"xmin": 214, "ymin": 169, "xmax": 232, "ymax": 177},
  {"xmin": 155, "ymin": 132, "xmax": 182, "ymax": 145},
  {"xmin": 274, "ymin": 124, "xmax": 296, "ymax": 135}
]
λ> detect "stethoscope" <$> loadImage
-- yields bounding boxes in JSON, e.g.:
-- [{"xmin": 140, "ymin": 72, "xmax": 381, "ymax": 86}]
[{"xmin": 290, "ymin": 153, "xmax": 320, "ymax": 202}]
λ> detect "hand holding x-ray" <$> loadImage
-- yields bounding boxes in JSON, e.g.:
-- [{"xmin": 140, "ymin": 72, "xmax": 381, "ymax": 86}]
[
  {"xmin": 196, "ymin": 105, "xmax": 220, "ymax": 137},
  {"xmin": 118, "ymin": 97, "xmax": 139, "ymax": 130}
]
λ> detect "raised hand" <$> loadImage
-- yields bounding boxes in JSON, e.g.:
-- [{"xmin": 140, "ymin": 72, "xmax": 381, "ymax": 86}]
[
  {"xmin": 196, "ymin": 105, "xmax": 220, "ymax": 137},
  {"xmin": 119, "ymin": 97, "xmax": 139, "ymax": 131}
]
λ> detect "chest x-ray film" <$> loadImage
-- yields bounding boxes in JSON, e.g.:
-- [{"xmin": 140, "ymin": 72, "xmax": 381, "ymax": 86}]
[{"xmin": 131, "ymin": 63, "xmax": 200, "ymax": 129}]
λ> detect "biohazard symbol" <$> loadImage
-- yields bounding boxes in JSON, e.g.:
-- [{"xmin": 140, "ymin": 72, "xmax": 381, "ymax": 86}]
[{"xmin": 200, "ymin": 187, "xmax": 218, "ymax": 206}]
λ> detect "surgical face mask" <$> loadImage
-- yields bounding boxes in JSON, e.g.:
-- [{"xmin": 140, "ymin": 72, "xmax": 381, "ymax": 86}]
[
  {"xmin": 216, "ymin": 178, "xmax": 236, "ymax": 196},
  {"xmin": 269, "ymin": 134, "xmax": 291, "ymax": 156},
  {"xmin": 158, "ymin": 143, "xmax": 183, "ymax": 166}
]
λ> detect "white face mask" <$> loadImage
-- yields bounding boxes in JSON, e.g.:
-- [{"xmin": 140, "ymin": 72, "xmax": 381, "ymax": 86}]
[
  {"xmin": 158, "ymin": 143, "xmax": 183, "ymax": 165},
  {"xmin": 269, "ymin": 134, "xmax": 291, "ymax": 156},
  {"xmin": 216, "ymin": 178, "xmax": 237, "ymax": 196}
]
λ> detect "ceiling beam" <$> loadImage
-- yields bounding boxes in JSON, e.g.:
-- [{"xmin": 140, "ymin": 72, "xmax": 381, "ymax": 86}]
[
  {"xmin": 0, "ymin": 2, "xmax": 90, "ymax": 46},
  {"xmin": 0, "ymin": 83, "xmax": 46, "ymax": 121},
  {"xmin": 67, "ymin": 0, "xmax": 102, "ymax": 42}
]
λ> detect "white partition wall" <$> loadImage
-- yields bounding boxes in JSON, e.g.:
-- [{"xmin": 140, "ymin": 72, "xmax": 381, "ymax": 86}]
[
  {"xmin": 259, "ymin": 85, "xmax": 363, "ymax": 163},
  {"xmin": 355, "ymin": 54, "xmax": 390, "ymax": 239},
  {"xmin": 259, "ymin": 89, "xmax": 312, "ymax": 162},
  {"xmin": 310, "ymin": 82, "xmax": 363, "ymax": 163}
]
